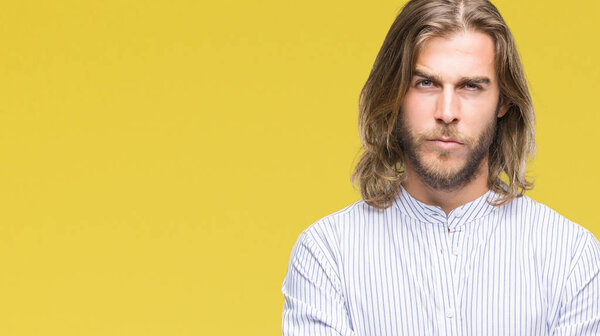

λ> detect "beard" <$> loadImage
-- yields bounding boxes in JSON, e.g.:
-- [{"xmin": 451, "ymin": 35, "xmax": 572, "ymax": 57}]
[{"xmin": 397, "ymin": 111, "xmax": 498, "ymax": 191}]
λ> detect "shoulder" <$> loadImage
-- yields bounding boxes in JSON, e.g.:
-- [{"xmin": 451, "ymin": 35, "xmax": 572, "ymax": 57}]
[
  {"xmin": 291, "ymin": 199, "xmax": 389, "ymax": 263},
  {"xmin": 301, "ymin": 199, "xmax": 391, "ymax": 243},
  {"xmin": 508, "ymin": 194, "xmax": 600, "ymax": 268},
  {"xmin": 507, "ymin": 194, "xmax": 590, "ymax": 235}
]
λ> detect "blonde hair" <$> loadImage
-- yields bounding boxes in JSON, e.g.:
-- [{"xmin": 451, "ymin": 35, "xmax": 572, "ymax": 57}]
[{"xmin": 352, "ymin": 0, "xmax": 535, "ymax": 209}]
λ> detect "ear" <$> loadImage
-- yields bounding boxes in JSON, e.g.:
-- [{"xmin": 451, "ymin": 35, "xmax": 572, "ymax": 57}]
[
  {"xmin": 497, "ymin": 104, "xmax": 508, "ymax": 118},
  {"xmin": 497, "ymin": 97, "xmax": 510, "ymax": 118}
]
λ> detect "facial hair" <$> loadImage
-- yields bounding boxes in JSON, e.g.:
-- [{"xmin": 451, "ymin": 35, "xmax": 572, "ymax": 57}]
[{"xmin": 397, "ymin": 108, "xmax": 498, "ymax": 191}]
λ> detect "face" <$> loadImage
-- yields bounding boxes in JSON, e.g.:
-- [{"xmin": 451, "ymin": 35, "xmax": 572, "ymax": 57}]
[{"xmin": 399, "ymin": 30, "xmax": 507, "ymax": 191}]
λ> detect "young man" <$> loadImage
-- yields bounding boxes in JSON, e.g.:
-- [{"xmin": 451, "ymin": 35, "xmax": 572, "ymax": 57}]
[{"xmin": 282, "ymin": 0, "xmax": 600, "ymax": 335}]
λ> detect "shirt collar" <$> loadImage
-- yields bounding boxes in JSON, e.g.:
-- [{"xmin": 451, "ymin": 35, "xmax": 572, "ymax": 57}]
[{"xmin": 393, "ymin": 185, "xmax": 502, "ymax": 230}]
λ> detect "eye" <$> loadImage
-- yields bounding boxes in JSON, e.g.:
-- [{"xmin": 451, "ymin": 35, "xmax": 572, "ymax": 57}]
[
  {"xmin": 417, "ymin": 80, "xmax": 433, "ymax": 87},
  {"xmin": 464, "ymin": 83, "xmax": 481, "ymax": 90}
]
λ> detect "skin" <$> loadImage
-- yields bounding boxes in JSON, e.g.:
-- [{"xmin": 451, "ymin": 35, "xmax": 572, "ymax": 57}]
[{"xmin": 400, "ymin": 30, "xmax": 508, "ymax": 215}]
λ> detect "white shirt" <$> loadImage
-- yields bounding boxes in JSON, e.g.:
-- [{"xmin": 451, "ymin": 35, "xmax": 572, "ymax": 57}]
[{"xmin": 281, "ymin": 188, "xmax": 600, "ymax": 335}]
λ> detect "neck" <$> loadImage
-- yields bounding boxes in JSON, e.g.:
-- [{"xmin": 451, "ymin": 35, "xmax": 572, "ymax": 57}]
[{"xmin": 401, "ymin": 157, "xmax": 490, "ymax": 215}]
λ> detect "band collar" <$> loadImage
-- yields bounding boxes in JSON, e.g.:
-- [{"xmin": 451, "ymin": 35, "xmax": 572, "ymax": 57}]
[{"xmin": 393, "ymin": 185, "xmax": 502, "ymax": 230}]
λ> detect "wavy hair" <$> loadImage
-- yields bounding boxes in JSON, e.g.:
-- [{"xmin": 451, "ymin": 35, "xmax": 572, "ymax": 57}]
[{"xmin": 352, "ymin": 0, "xmax": 535, "ymax": 209}]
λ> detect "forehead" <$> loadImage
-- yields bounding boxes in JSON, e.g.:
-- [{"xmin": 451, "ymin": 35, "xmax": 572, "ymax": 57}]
[{"xmin": 414, "ymin": 30, "xmax": 496, "ymax": 81}]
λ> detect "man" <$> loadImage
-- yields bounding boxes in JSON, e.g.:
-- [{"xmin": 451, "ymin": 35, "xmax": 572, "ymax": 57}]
[{"xmin": 281, "ymin": 0, "xmax": 600, "ymax": 335}]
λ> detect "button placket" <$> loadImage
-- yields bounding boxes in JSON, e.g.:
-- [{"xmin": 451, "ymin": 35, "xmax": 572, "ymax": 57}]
[
  {"xmin": 426, "ymin": 219, "xmax": 449, "ymax": 333},
  {"xmin": 450, "ymin": 229, "xmax": 462, "ymax": 257},
  {"xmin": 452, "ymin": 246, "xmax": 460, "ymax": 256},
  {"xmin": 438, "ymin": 220, "xmax": 460, "ymax": 333}
]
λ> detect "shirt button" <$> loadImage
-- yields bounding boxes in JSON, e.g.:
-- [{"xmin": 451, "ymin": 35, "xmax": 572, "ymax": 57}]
[
  {"xmin": 446, "ymin": 309, "xmax": 455, "ymax": 318},
  {"xmin": 452, "ymin": 248, "xmax": 459, "ymax": 256},
  {"xmin": 453, "ymin": 209, "xmax": 463, "ymax": 217}
]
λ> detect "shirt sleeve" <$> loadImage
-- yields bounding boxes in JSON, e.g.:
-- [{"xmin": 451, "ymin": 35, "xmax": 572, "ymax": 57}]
[
  {"xmin": 552, "ymin": 231, "xmax": 600, "ymax": 335},
  {"xmin": 281, "ymin": 229, "xmax": 355, "ymax": 336}
]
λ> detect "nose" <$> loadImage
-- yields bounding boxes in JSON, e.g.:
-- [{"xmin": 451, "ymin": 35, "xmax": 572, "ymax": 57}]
[{"xmin": 435, "ymin": 87, "xmax": 460, "ymax": 124}]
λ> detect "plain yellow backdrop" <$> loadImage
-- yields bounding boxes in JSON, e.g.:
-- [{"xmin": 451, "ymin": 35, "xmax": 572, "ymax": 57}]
[{"xmin": 0, "ymin": 0, "xmax": 598, "ymax": 335}]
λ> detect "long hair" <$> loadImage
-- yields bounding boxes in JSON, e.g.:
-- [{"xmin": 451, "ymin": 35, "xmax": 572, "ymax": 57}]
[{"xmin": 352, "ymin": 0, "xmax": 535, "ymax": 209}]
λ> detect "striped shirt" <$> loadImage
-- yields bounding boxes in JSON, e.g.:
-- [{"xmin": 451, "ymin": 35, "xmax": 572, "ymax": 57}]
[{"xmin": 281, "ymin": 187, "xmax": 600, "ymax": 335}]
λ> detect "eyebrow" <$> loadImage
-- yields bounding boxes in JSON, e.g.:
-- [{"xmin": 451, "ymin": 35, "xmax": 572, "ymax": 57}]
[{"xmin": 413, "ymin": 70, "xmax": 491, "ymax": 85}]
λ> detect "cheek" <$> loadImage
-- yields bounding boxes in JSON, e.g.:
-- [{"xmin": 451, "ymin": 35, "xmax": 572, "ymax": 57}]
[
  {"xmin": 401, "ymin": 91, "xmax": 436, "ymax": 130},
  {"xmin": 461, "ymin": 98, "xmax": 498, "ymax": 135}
]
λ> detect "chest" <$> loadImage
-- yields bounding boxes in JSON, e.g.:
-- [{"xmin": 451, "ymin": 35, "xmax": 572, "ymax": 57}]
[{"xmin": 339, "ymin": 221, "xmax": 549, "ymax": 335}]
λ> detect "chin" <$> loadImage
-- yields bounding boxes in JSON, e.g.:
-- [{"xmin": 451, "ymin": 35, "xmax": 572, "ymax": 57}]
[
  {"xmin": 425, "ymin": 167, "xmax": 463, "ymax": 181},
  {"xmin": 421, "ymin": 156, "xmax": 464, "ymax": 173},
  {"xmin": 420, "ymin": 160, "xmax": 468, "ymax": 181}
]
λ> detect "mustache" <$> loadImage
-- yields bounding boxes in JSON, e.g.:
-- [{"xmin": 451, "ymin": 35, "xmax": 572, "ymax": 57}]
[{"xmin": 416, "ymin": 126, "xmax": 469, "ymax": 144}]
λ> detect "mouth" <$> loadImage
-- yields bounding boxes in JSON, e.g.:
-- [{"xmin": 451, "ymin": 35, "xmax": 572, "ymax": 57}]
[
  {"xmin": 427, "ymin": 138, "xmax": 464, "ymax": 149},
  {"xmin": 429, "ymin": 137, "xmax": 463, "ymax": 144}
]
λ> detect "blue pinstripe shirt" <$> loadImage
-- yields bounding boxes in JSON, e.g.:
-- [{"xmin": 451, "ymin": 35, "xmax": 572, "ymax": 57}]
[{"xmin": 282, "ymin": 188, "xmax": 600, "ymax": 335}]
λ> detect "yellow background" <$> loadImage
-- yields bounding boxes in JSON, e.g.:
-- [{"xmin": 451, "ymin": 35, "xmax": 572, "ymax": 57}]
[{"xmin": 0, "ymin": 0, "xmax": 598, "ymax": 334}]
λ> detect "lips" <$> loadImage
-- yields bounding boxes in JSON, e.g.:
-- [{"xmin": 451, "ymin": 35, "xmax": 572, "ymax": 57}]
[
  {"xmin": 427, "ymin": 137, "xmax": 464, "ymax": 149},
  {"xmin": 430, "ymin": 137, "xmax": 464, "ymax": 145}
]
